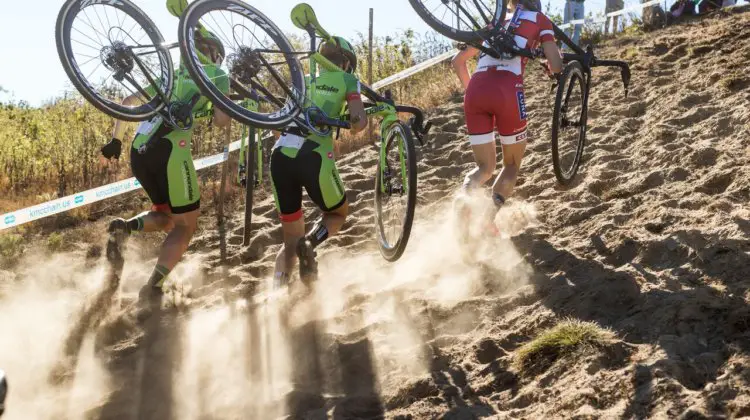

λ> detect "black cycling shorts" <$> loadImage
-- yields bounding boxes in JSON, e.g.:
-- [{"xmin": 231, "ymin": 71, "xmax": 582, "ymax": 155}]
[
  {"xmin": 270, "ymin": 140, "xmax": 346, "ymax": 221},
  {"xmin": 130, "ymin": 137, "xmax": 201, "ymax": 214}
]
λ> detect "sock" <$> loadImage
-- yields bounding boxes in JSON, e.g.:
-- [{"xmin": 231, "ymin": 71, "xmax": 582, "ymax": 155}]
[
  {"xmin": 148, "ymin": 264, "xmax": 171, "ymax": 289},
  {"xmin": 273, "ymin": 271, "xmax": 290, "ymax": 288},
  {"xmin": 126, "ymin": 216, "xmax": 144, "ymax": 232},
  {"xmin": 305, "ymin": 220, "xmax": 329, "ymax": 249},
  {"xmin": 492, "ymin": 192, "xmax": 506, "ymax": 209}
]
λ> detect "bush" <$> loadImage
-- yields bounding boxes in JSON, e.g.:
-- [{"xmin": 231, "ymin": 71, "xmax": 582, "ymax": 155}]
[{"xmin": 0, "ymin": 234, "xmax": 24, "ymax": 266}]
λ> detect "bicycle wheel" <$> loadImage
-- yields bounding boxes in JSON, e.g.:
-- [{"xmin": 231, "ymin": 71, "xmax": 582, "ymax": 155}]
[
  {"xmin": 551, "ymin": 61, "xmax": 588, "ymax": 185},
  {"xmin": 375, "ymin": 121, "xmax": 418, "ymax": 262},
  {"xmin": 408, "ymin": 0, "xmax": 507, "ymax": 43},
  {"xmin": 56, "ymin": 0, "xmax": 173, "ymax": 121},
  {"xmin": 178, "ymin": 0, "xmax": 305, "ymax": 129}
]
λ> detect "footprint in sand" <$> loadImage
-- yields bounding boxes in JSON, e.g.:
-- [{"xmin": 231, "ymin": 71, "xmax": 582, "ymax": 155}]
[
  {"xmin": 677, "ymin": 92, "xmax": 711, "ymax": 108},
  {"xmin": 697, "ymin": 171, "xmax": 734, "ymax": 195},
  {"xmin": 690, "ymin": 147, "xmax": 719, "ymax": 167}
]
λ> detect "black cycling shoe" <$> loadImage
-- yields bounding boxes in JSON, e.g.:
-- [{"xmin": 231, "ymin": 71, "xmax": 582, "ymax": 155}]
[
  {"xmin": 106, "ymin": 218, "xmax": 130, "ymax": 267},
  {"xmin": 135, "ymin": 284, "xmax": 164, "ymax": 323},
  {"xmin": 296, "ymin": 238, "xmax": 318, "ymax": 285}
]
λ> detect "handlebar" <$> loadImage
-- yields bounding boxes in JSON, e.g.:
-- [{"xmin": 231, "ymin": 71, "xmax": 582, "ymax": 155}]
[{"xmin": 307, "ymin": 108, "xmax": 351, "ymax": 130}]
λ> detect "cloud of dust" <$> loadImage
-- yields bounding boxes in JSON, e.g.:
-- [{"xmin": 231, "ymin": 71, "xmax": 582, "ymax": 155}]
[
  {"xmin": 302, "ymin": 193, "xmax": 538, "ymax": 396},
  {"xmin": 0, "ymin": 251, "xmax": 113, "ymax": 420},
  {"xmin": 0, "ymin": 193, "xmax": 539, "ymax": 419}
]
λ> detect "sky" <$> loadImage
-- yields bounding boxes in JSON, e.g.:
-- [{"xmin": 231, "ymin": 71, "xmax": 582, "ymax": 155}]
[{"xmin": 0, "ymin": 0, "xmax": 633, "ymax": 106}]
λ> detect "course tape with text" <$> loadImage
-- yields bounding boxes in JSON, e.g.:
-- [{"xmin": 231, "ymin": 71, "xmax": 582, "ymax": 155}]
[{"xmin": 0, "ymin": 140, "xmax": 243, "ymax": 231}]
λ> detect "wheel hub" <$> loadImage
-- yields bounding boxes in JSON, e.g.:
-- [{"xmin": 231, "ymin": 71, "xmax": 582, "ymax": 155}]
[
  {"xmin": 227, "ymin": 47, "xmax": 263, "ymax": 85},
  {"xmin": 101, "ymin": 42, "xmax": 134, "ymax": 81}
]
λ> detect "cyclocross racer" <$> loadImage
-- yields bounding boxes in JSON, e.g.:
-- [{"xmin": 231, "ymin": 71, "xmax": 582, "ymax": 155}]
[
  {"xmin": 271, "ymin": 36, "xmax": 367, "ymax": 286},
  {"xmin": 100, "ymin": 28, "xmax": 230, "ymax": 308},
  {"xmin": 452, "ymin": 0, "xmax": 562, "ymax": 226}
]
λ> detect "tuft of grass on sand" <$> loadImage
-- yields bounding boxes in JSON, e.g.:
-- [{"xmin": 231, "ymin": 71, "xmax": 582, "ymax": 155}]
[
  {"xmin": 514, "ymin": 318, "xmax": 616, "ymax": 373},
  {"xmin": 719, "ymin": 74, "xmax": 749, "ymax": 91}
]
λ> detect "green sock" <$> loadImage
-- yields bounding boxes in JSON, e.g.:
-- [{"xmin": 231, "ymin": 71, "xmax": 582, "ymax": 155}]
[
  {"xmin": 126, "ymin": 216, "xmax": 144, "ymax": 232},
  {"xmin": 148, "ymin": 264, "xmax": 171, "ymax": 289}
]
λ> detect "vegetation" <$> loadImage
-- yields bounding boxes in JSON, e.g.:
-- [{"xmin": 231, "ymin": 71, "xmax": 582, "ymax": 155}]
[{"xmin": 514, "ymin": 318, "xmax": 615, "ymax": 372}]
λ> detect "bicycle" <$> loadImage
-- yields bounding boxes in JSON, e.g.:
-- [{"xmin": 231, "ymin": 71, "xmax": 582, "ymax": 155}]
[
  {"xmin": 176, "ymin": 1, "xmax": 433, "ymax": 261},
  {"xmin": 408, "ymin": 0, "xmax": 631, "ymax": 185},
  {"xmin": 55, "ymin": 0, "xmax": 239, "ymax": 155}
]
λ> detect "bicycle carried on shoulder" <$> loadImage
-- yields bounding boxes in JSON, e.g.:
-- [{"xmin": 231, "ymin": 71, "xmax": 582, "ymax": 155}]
[
  {"xmin": 176, "ymin": 1, "xmax": 433, "ymax": 261},
  {"xmin": 55, "ymin": 0, "xmax": 232, "ymax": 134},
  {"xmin": 408, "ymin": 0, "xmax": 631, "ymax": 185}
]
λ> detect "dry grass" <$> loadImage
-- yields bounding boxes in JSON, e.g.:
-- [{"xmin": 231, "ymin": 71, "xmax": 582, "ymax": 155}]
[
  {"xmin": 514, "ymin": 318, "xmax": 616, "ymax": 373},
  {"xmin": 336, "ymin": 61, "xmax": 462, "ymax": 156}
]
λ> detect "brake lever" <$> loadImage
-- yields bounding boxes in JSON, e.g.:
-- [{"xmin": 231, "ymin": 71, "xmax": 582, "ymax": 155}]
[
  {"xmin": 621, "ymin": 68, "xmax": 631, "ymax": 98},
  {"xmin": 410, "ymin": 117, "xmax": 433, "ymax": 146}
]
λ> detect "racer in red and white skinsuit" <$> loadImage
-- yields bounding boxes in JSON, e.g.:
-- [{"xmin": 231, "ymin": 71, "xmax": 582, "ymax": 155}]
[{"xmin": 452, "ymin": 0, "xmax": 562, "ymax": 221}]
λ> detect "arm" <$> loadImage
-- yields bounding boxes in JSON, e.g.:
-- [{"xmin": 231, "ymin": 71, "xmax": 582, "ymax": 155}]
[
  {"xmin": 111, "ymin": 94, "xmax": 140, "ymax": 141},
  {"xmin": 343, "ymin": 76, "xmax": 367, "ymax": 134},
  {"xmin": 346, "ymin": 97, "xmax": 367, "ymax": 134},
  {"xmin": 213, "ymin": 107, "xmax": 231, "ymax": 127},
  {"xmin": 102, "ymin": 93, "xmax": 140, "ymax": 163},
  {"xmin": 542, "ymin": 41, "xmax": 563, "ymax": 74},
  {"xmin": 451, "ymin": 46, "xmax": 480, "ymax": 90},
  {"xmin": 539, "ymin": 15, "xmax": 562, "ymax": 74}
]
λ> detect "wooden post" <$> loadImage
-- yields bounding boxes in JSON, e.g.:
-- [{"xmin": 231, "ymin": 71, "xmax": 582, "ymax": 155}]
[
  {"xmin": 368, "ymin": 8, "xmax": 374, "ymax": 86},
  {"xmin": 242, "ymin": 126, "xmax": 255, "ymax": 246},
  {"xmin": 368, "ymin": 8, "xmax": 375, "ymax": 143},
  {"xmin": 218, "ymin": 127, "xmax": 230, "ymax": 268}
]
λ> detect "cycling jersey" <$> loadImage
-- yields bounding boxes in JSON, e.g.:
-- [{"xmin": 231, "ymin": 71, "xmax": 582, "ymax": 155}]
[
  {"xmin": 270, "ymin": 68, "xmax": 361, "ymax": 221},
  {"xmin": 130, "ymin": 64, "xmax": 229, "ymax": 214},
  {"xmin": 466, "ymin": 7, "xmax": 556, "ymax": 145},
  {"xmin": 475, "ymin": 8, "xmax": 556, "ymax": 75}
]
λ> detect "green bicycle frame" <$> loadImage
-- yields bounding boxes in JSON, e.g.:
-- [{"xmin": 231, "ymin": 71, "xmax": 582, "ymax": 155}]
[
  {"xmin": 238, "ymin": 98, "xmax": 263, "ymax": 185},
  {"xmin": 367, "ymin": 103, "xmax": 407, "ymax": 195}
]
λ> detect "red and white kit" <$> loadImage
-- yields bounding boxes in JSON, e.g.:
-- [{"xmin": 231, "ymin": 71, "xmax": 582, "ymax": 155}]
[{"xmin": 464, "ymin": 8, "xmax": 556, "ymax": 145}]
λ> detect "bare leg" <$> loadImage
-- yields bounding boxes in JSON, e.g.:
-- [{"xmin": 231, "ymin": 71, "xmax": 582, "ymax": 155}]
[
  {"xmin": 297, "ymin": 200, "xmax": 350, "ymax": 284},
  {"xmin": 273, "ymin": 217, "xmax": 305, "ymax": 286},
  {"xmin": 155, "ymin": 209, "xmax": 199, "ymax": 271},
  {"xmin": 463, "ymin": 142, "xmax": 497, "ymax": 190},
  {"xmin": 135, "ymin": 211, "xmax": 175, "ymax": 233},
  {"xmin": 491, "ymin": 141, "xmax": 527, "ymax": 199},
  {"xmin": 321, "ymin": 200, "xmax": 349, "ymax": 236}
]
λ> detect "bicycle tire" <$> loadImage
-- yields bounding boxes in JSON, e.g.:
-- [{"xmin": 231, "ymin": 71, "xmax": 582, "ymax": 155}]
[
  {"xmin": 408, "ymin": 0, "xmax": 507, "ymax": 44},
  {"xmin": 178, "ymin": 0, "xmax": 305, "ymax": 129},
  {"xmin": 551, "ymin": 61, "xmax": 589, "ymax": 185},
  {"xmin": 243, "ymin": 126, "xmax": 255, "ymax": 246},
  {"xmin": 375, "ymin": 121, "xmax": 418, "ymax": 262},
  {"xmin": 55, "ymin": 0, "xmax": 172, "ymax": 121}
]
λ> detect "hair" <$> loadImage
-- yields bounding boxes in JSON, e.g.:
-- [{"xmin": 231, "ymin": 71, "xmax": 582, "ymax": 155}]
[
  {"xmin": 510, "ymin": 0, "xmax": 539, "ymax": 11},
  {"xmin": 319, "ymin": 42, "xmax": 349, "ymax": 69}
]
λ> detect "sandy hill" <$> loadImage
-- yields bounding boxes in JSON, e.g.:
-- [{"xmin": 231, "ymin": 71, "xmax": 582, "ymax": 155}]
[{"xmin": 1, "ymin": 7, "xmax": 749, "ymax": 420}]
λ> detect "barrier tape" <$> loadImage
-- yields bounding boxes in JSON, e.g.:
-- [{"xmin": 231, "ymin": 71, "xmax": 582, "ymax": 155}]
[
  {"xmin": 0, "ymin": 139, "xmax": 243, "ymax": 231},
  {"xmin": 372, "ymin": 49, "xmax": 458, "ymax": 90}
]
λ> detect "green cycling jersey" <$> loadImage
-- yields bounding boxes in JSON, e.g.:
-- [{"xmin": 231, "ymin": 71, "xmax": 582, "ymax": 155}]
[
  {"xmin": 300, "ymin": 68, "xmax": 361, "ymax": 149},
  {"xmin": 132, "ymin": 64, "xmax": 229, "ymax": 149}
]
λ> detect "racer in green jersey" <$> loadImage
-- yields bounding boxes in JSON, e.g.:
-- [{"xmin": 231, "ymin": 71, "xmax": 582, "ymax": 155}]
[
  {"xmin": 100, "ymin": 27, "xmax": 230, "ymax": 307},
  {"xmin": 271, "ymin": 36, "xmax": 368, "ymax": 286}
]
